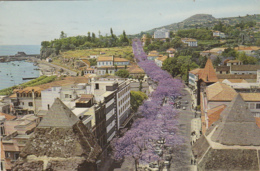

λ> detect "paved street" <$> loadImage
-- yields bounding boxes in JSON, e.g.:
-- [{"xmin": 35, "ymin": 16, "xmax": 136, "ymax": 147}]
[
  {"xmin": 170, "ymin": 88, "xmax": 196, "ymax": 171},
  {"xmin": 37, "ymin": 60, "xmax": 77, "ymax": 76}
]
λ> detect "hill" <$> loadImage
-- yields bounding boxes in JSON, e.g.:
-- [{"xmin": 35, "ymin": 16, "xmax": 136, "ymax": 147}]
[{"xmin": 132, "ymin": 14, "xmax": 260, "ymax": 37}]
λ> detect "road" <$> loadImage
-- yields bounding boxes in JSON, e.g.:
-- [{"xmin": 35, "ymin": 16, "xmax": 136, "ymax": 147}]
[
  {"xmin": 37, "ymin": 60, "xmax": 77, "ymax": 76},
  {"xmin": 170, "ymin": 88, "xmax": 196, "ymax": 171}
]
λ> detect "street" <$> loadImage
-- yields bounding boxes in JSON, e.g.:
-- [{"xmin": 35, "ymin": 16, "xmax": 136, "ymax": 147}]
[{"xmin": 169, "ymin": 88, "xmax": 196, "ymax": 171}]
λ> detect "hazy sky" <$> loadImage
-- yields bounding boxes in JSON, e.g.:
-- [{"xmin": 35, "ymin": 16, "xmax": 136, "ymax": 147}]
[{"xmin": 0, "ymin": 0, "xmax": 260, "ymax": 45}]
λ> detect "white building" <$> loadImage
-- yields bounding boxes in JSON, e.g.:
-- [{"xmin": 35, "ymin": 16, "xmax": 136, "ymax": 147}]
[
  {"xmin": 154, "ymin": 28, "xmax": 170, "ymax": 39},
  {"xmin": 181, "ymin": 38, "xmax": 198, "ymax": 47},
  {"xmin": 96, "ymin": 56, "xmax": 130, "ymax": 75},
  {"xmin": 155, "ymin": 56, "xmax": 167, "ymax": 67}
]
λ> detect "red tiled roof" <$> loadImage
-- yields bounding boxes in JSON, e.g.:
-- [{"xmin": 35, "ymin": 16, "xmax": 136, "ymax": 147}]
[
  {"xmin": 0, "ymin": 112, "xmax": 16, "ymax": 121},
  {"xmin": 189, "ymin": 68, "xmax": 204, "ymax": 76},
  {"xmin": 255, "ymin": 117, "xmax": 260, "ymax": 128},
  {"xmin": 200, "ymin": 58, "xmax": 218, "ymax": 83},
  {"xmin": 207, "ymin": 105, "xmax": 226, "ymax": 128}
]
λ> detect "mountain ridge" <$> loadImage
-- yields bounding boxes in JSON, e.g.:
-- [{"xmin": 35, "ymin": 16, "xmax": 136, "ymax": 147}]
[{"xmin": 132, "ymin": 13, "xmax": 260, "ymax": 37}]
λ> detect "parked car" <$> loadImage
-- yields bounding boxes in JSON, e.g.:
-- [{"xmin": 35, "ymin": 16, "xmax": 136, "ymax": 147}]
[{"xmin": 182, "ymin": 107, "xmax": 186, "ymax": 110}]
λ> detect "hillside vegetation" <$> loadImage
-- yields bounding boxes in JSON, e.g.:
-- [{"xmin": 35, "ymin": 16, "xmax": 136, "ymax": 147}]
[
  {"xmin": 0, "ymin": 75, "xmax": 57, "ymax": 95},
  {"xmin": 133, "ymin": 14, "xmax": 260, "ymax": 37}
]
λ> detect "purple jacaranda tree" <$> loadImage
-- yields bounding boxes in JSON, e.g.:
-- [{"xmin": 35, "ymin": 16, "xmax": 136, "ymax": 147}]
[{"xmin": 111, "ymin": 39, "xmax": 184, "ymax": 169}]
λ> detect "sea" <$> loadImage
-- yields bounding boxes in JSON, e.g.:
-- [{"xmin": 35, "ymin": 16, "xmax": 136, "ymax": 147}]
[{"xmin": 0, "ymin": 45, "xmax": 41, "ymax": 90}]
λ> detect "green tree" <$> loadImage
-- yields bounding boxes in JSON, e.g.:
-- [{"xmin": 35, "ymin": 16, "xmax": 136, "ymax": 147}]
[
  {"xmin": 139, "ymin": 81, "xmax": 143, "ymax": 91},
  {"xmin": 110, "ymin": 28, "xmax": 114, "ymax": 38},
  {"xmin": 162, "ymin": 57, "xmax": 180, "ymax": 77},
  {"xmin": 92, "ymin": 32, "xmax": 96, "ymax": 42},
  {"xmin": 115, "ymin": 69, "xmax": 129, "ymax": 78},
  {"xmin": 87, "ymin": 32, "xmax": 91, "ymax": 41},
  {"xmin": 60, "ymin": 31, "xmax": 67, "ymax": 39},
  {"xmin": 130, "ymin": 91, "xmax": 147, "ymax": 112}
]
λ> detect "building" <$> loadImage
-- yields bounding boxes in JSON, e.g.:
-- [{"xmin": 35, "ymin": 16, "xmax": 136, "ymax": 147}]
[
  {"xmin": 226, "ymin": 59, "xmax": 242, "ymax": 66},
  {"xmin": 85, "ymin": 68, "xmax": 95, "ymax": 74},
  {"xmin": 230, "ymin": 65, "xmax": 260, "ymax": 75},
  {"xmin": 127, "ymin": 65, "xmax": 145, "ymax": 78},
  {"xmin": 9, "ymin": 76, "xmax": 89, "ymax": 115},
  {"xmin": 153, "ymin": 28, "xmax": 170, "ymax": 39},
  {"xmin": 192, "ymin": 94, "xmax": 260, "ymax": 171},
  {"xmin": 0, "ymin": 112, "xmax": 16, "ymax": 137},
  {"xmin": 188, "ymin": 68, "xmax": 203, "ymax": 89},
  {"xmin": 181, "ymin": 38, "xmax": 198, "ymax": 47},
  {"xmin": 197, "ymin": 58, "xmax": 218, "ymax": 105},
  {"xmin": 154, "ymin": 55, "xmax": 167, "ymax": 67},
  {"xmin": 201, "ymin": 82, "xmax": 260, "ymax": 132},
  {"xmin": 166, "ymin": 48, "xmax": 176, "ymax": 54},
  {"xmin": 12, "ymin": 99, "xmax": 102, "ymax": 171},
  {"xmin": 96, "ymin": 56, "xmax": 130, "ymax": 75},
  {"xmin": 216, "ymin": 66, "xmax": 230, "ymax": 74},
  {"xmin": 213, "ymin": 31, "xmax": 226, "ymax": 38},
  {"xmin": 90, "ymin": 77, "xmax": 131, "ymax": 131},
  {"xmin": 200, "ymin": 48, "xmax": 226, "ymax": 56},
  {"xmin": 234, "ymin": 46, "xmax": 260, "ymax": 55},
  {"xmin": 141, "ymin": 34, "xmax": 150, "ymax": 46},
  {"xmin": 2, "ymin": 114, "xmax": 39, "ymax": 170},
  {"xmin": 147, "ymin": 51, "xmax": 159, "ymax": 61}
]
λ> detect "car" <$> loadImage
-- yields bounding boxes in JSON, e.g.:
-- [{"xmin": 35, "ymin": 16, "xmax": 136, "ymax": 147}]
[
  {"xmin": 185, "ymin": 101, "xmax": 189, "ymax": 104},
  {"xmin": 182, "ymin": 107, "xmax": 186, "ymax": 110}
]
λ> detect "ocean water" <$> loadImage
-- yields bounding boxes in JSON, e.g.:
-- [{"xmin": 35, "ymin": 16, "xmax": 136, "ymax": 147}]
[
  {"xmin": 0, "ymin": 45, "xmax": 41, "ymax": 56},
  {"xmin": 0, "ymin": 61, "xmax": 40, "ymax": 90}
]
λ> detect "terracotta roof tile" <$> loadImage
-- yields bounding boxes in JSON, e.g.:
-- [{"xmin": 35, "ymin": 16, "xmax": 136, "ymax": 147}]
[
  {"xmin": 189, "ymin": 68, "xmax": 204, "ymax": 75},
  {"xmin": 255, "ymin": 117, "xmax": 260, "ymax": 128},
  {"xmin": 127, "ymin": 65, "xmax": 145, "ymax": 74},
  {"xmin": 206, "ymin": 82, "xmax": 237, "ymax": 101},
  {"xmin": 207, "ymin": 105, "xmax": 226, "ymax": 128},
  {"xmin": 156, "ymin": 56, "xmax": 168, "ymax": 62},
  {"xmin": 0, "ymin": 112, "xmax": 16, "ymax": 121},
  {"xmin": 114, "ymin": 58, "xmax": 129, "ymax": 62},
  {"xmin": 240, "ymin": 93, "xmax": 260, "ymax": 102},
  {"xmin": 200, "ymin": 58, "xmax": 218, "ymax": 83},
  {"xmin": 97, "ymin": 56, "xmax": 113, "ymax": 62}
]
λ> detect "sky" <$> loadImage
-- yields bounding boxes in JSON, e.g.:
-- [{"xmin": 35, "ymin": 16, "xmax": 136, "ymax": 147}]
[{"xmin": 0, "ymin": 0, "xmax": 260, "ymax": 45}]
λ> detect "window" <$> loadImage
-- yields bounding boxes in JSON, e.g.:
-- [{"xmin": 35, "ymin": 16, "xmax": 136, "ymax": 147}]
[
  {"xmin": 28, "ymin": 102, "xmax": 33, "ymax": 106},
  {"xmin": 250, "ymin": 103, "xmax": 256, "ymax": 109},
  {"xmin": 220, "ymin": 71, "xmax": 222, "ymax": 74},
  {"xmin": 5, "ymin": 152, "xmax": 11, "ymax": 158},
  {"xmin": 256, "ymin": 104, "xmax": 260, "ymax": 109},
  {"xmin": 70, "ymin": 95, "xmax": 72, "ymax": 98},
  {"xmin": 14, "ymin": 153, "xmax": 19, "ymax": 160},
  {"xmin": 95, "ymin": 83, "xmax": 99, "ymax": 89},
  {"xmin": 65, "ymin": 94, "xmax": 69, "ymax": 98},
  {"xmin": 22, "ymin": 102, "xmax": 24, "ymax": 105}
]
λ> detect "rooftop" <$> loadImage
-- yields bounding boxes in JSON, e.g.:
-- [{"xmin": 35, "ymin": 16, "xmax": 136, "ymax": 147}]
[
  {"xmin": 211, "ymin": 94, "xmax": 260, "ymax": 146},
  {"xmin": 38, "ymin": 98, "xmax": 79, "ymax": 128},
  {"xmin": 97, "ymin": 56, "xmax": 113, "ymax": 62},
  {"xmin": 0, "ymin": 112, "xmax": 16, "ymax": 121},
  {"xmin": 231, "ymin": 65, "xmax": 260, "ymax": 71},
  {"xmin": 200, "ymin": 58, "xmax": 218, "ymax": 83},
  {"xmin": 206, "ymin": 82, "xmax": 237, "ymax": 101}
]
